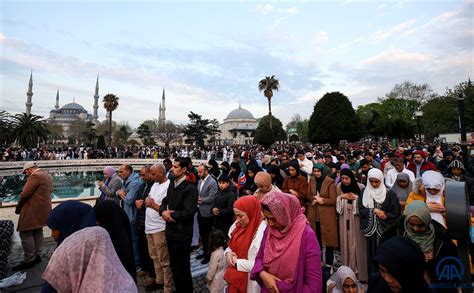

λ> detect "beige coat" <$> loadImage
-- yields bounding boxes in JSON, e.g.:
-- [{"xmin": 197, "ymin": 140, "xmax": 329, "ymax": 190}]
[
  {"xmin": 206, "ymin": 247, "xmax": 226, "ymax": 293},
  {"xmin": 306, "ymin": 175, "xmax": 339, "ymax": 247},
  {"xmin": 17, "ymin": 169, "xmax": 53, "ymax": 231}
]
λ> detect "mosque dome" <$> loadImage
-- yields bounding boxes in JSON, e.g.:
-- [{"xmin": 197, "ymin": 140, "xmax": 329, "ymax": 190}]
[
  {"xmin": 60, "ymin": 102, "xmax": 86, "ymax": 112},
  {"xmin": 226, "ymin": 105, "xmax": 255, "ymax": 120}
]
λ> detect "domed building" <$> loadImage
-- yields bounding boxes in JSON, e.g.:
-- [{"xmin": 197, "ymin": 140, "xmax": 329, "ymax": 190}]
[
  {"xmin": 48, "ymin": 93, "xmax": 94, "ymax": 132},
  {"xmin": 218, "ymin": 103, "xmax": 258, "ymax": 145}
]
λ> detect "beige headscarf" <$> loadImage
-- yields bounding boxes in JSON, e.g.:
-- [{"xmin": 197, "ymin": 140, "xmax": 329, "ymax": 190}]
[{"xmin": 254, "ymin": 172, "xmax": 280, "ymax": 201}]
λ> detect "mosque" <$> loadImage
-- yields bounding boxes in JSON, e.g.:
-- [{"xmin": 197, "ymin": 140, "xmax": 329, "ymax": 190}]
[{"xmin": 218, "ymin": 103, "xmax": 258, "ymax": 145}]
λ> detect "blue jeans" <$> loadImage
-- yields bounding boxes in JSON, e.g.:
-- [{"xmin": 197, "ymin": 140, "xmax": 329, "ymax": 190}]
[{"xmin": 130, "ymin": 222, "xmax": 141, "ymax": 267}]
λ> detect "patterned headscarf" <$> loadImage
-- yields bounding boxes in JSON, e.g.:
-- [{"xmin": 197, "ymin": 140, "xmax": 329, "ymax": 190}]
[
  {"xmin": 42, "ymin": 226, "xmax": 137, "ymax": 293},
  {"xmin": 333, "ymin": 266, "xmax": 358, "ymax": 293}
]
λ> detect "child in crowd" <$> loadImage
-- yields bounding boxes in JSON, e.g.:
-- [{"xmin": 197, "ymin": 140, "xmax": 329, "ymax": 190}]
[{"xmin": 206, "ymin": 229, "xmax": 227, "ymax": 293}]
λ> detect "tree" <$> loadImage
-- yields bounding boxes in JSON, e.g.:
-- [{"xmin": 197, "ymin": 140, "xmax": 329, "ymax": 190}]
[
  {"xmin": 384, "ymin": 81, "xmax": 437, "ymax": 103},
  {"xmin": 68, "ymin": 119, "xmax": 87, "ymax": 145},
  {"xmin": 156, "ymin": 121, "xmax": 182, "ymax": 150},
  {"xmin": 183, "ymin": 111, "xmax": 220, "ymax": 148},
  {"xmin": 97, "ymin": 135, "xmax": 106, "ymax": 149},
  {"xmin": 137, "ymin": 123, "xmax": 155, "ymax": 145},
  {"xmin": 258, "ymin": 75, "xmax": 279, "ymax": 130},
  {"xmin": 11, "ymin": 113, "xmax": 50, "ymax": 148},
  {"xmin": 113, "ymin": 123, "xmax": 131, "ymax": 145},
  {"xmin": 254, "ymin": 115, "xmax": 287, "ymax": 148},
  {"xmin": 142, "ymin": 119, "xmax": 160, "ymax": 135},
  {"xmin": 356, "ymin": 103, "xmax": 384, "ymax": 139},
  {"xmin": 308, "ymin": 92, "xmax": 361, "ymax": 145},
  {"xmin": 296, "ymin": 119, "xmax": 309, "ymax": 142},
  {"xmin": 0, "ymin": 111, "xmax": 14, "ymax": 145},
  {"xmin": 445, "ymin": 79, "xmax": 474, "ymax": 131},
  {"xmin": 286, "ymin": 114, "xmax": 303, "ymax": 130},
  {"xmin": 102, "ymin": 93, "xmax": 119, "ymax": 145},
  {"xmin": 82, "ymin": 121, "xmax": 97, "ymax": 146},
  {"xmin": 47, "ymin": 123, "xmax": 64, "ymax": 144}
]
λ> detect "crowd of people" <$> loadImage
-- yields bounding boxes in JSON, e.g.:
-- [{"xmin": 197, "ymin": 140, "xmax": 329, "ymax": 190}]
[{"xmin": 1, "ymin": 142, "xmax": 474, "ymax": 292}]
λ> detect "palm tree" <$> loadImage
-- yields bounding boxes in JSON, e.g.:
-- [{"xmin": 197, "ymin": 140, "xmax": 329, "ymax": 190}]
[
  {"xmin": 258, "ymin": 75, "xmax": 279, "ymax": 130},
  {"xmin": 102, "ymin": 93, "xmax": 119, "ymax": 145},
  {"xmin": 11, "ymin": 113, "xmax": 50, "ymax": 148},
  {"xmin": 0, "ymin": 111, "xmax": 14, "ymax": 145}
]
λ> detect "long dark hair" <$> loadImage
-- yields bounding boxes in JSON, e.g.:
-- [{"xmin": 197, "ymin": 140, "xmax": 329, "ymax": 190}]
[{"xmin": 208, "ymin": 229, "xmax": 227, "ymax": 253}]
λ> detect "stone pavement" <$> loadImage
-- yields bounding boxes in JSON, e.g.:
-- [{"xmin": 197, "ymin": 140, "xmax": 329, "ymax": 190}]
[{"xmin": 4, "ymin": 236, "xmax": 210, "ymax": 293}]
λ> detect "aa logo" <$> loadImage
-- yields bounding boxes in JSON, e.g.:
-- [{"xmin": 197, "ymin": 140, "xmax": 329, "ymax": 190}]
[{"xmin": 436, "ymin": 256, "xmax": 463, "ymax": 282}]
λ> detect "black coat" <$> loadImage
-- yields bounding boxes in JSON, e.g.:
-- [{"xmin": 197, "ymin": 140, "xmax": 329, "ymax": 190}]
[
  {"xmin": 159, "ymin": 180, "xmax": 198, "ymax": 241},
  {"xmin": 212, "ymin": 186, "xmax": 237, "ymax": 234},
  {"xmin": 136, "ymin": 180, "xmax": 153, "ymax": 227}
]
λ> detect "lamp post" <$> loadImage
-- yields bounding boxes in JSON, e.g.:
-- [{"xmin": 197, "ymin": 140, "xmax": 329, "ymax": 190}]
[
  {"xmin": 415, "ymin": 110, "xmax": 423, "ymax": 145},
  {"xmin": 457, "ymin": 93, "xmax": 469, "ymax": 169}
]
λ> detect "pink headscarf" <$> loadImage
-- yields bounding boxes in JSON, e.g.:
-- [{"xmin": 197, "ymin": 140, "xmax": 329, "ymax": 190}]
[
  {"xmin": 103, "ymin": 166, "xmax": 116, "ymax": 178},
  {"xmin": 42, "ymin": 226, "xmax": 137, "ymax": 293},
  {"xmin": 261, "ymin": 191, "xmax": 308, "ymax": 282}
]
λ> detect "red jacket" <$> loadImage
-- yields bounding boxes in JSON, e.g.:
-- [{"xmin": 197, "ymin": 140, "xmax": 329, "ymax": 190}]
[{"xmin": 407, "ymin": 160, "xmax": 437, "ymax": 178}]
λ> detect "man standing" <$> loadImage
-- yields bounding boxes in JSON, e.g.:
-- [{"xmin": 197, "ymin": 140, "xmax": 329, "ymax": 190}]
[
  {"xmin": 145, "ymin": 164, "xmax": 173, "ymax": 292},
  {"xmin": 117, "ymin": 164, "xmax": 142, "ymax": 269},
  {"xmin": 196, "ymin": 164, "xmax": 218, "ymax": 264},
  {"xmin": 296, "ymin": 150, "xmax": 313, "ymax": 177},
  {"xmin": 407, "ymin": 150, "xmax": 437, "ymax": 178},
  {"xmin": 13, "ymin": 162, "xmax": 52, "ymax": 270},
  {"xmin": 159, "ymin": 158, "xmax": 198, "ymax": 293},
  {"xmin": 385, "ymin": 157, "xmax": 415, "ymax": 188}
]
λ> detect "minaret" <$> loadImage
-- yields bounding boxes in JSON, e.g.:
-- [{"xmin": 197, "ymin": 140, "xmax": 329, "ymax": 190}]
[
  {"xmin": 159, "ymin": 88, "xmax": 166, "ymax": 127},
  {"xmin": 26, "ymin": 71, "xmax": 33, "ymax": 115},
  {"xmin": 92, "ymin": 75, "xmax": 99, "ymax": 123},
  {"xmin": 55, "ymin": 89, "xmax": 59, "ymax": 110}
]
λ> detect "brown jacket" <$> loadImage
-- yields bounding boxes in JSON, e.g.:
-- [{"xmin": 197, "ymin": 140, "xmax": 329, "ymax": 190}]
[
  {"xmin": 306, "ymin": 175, "xmax": 339, "ymax": 247},
  {"xmin": 281, "ymin": 175, "xmax": 308, "ymax": 207},
  {"xmin": 17, "ymin": 169, "xmax": 53, "ymax": 231}
]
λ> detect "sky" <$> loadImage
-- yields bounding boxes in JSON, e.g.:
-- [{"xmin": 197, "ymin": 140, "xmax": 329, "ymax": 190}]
[{"xmin": 1, "ymin": 0, "xmax": 472, "ymax": 128}]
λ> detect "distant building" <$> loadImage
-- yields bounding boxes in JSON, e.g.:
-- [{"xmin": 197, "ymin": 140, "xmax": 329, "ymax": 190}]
[{"xmin": 218, "ymin": 103, "xmax": 258, "ymax": 145}]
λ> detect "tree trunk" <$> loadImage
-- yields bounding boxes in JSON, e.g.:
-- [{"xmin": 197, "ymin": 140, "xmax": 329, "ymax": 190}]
[
  {"xmin": 268, "ymin": 98, "xmax": 272, "ymax": 130},
  {"xmin": 108, "ymin": 111, "xmax": 112, "ymax": 146}
]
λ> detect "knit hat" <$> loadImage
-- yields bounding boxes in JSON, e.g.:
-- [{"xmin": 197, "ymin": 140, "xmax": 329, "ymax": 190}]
[{"xmin": 448, "ymin": 160, "xmax": 465, "ymax": 171}]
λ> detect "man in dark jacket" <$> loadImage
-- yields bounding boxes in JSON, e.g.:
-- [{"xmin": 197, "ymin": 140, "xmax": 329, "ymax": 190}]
[{"xmin": 159, "ymin": 158, "xmax": 198, "ymax": 293}]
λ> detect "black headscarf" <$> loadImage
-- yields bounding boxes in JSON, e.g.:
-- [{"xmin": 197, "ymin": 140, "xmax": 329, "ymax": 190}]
[
  {"xmin": 208, "ymin": 159, "xmax": 221, "ymax": 179},
  {"xmin": 373, "ymin": 236, "xmax": 431, "ymax": 292},
  {"xmin": 230, "ymin": 162, "xmax": 241, "ymax": 183},
  {"xmin": 267, "ymin": 165, "xmax": 284, "ymax": 188},
  {"xmin": 47, "ymin": 200, "xmax": 96, "ymax": 246},
  {"xmin": 339, "ymin": 169, "xmax": 361, "ymax": 194},
  {"xmin": 288, "ymin": 160, "xmax": 301, "ymax": 177},
  {"xmin": 220, "ymin": 161, "xmax": 230, "ymax": 173},
  {"xmin": 93, "ymin": 200, "xmax": 136, "ymax": 282}
]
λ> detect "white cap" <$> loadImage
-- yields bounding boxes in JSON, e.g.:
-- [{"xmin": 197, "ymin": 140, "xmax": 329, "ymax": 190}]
[{"xmin": 22, "ymin": 161, "xmax": 37, "ymax": 173}]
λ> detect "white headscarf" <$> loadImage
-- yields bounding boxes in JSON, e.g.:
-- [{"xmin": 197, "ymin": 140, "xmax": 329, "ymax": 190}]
[
  {"xmin": 362, "ymin": 168, "xmax": 387, "ymax": 208},
  {"xmin": 333, "ymin": 266, "xmax": 358, "ymax": 293},
  {"xmin": 421, "ymin": 171, "xmax": 445, "ymax": 226}
]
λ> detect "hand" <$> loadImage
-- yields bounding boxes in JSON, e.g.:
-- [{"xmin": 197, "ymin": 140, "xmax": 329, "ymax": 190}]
[
  {"xmin": 135, "ymin": 199, "xmax": 144, "ymax": 209},
  {"xmin": 424, "ymin": 251, "xmax": 434, "ymax": 261},
  {"xmin": 427, "ymin": 202, "xmax": 445, "ymax": 213},
  {"xmin": 342, "ymin": 193, "xmax": 356, "ymax": 200},
  {"xmin": 162, "ymin": 210, "xmax": 175, "ymax": 222},
  {"xmin": 259, "ymin": 271, "xmax": 281, "ymax": 293},
  {"xmin": 198, "ymin": 197, "xmax": 203, "ymax": 204},
  {"xmin": 118, "ymin": 189, "xmax": 126, "ymax": 200},
  {"xmin": 312, "ymin": 196, "xmax": 324, "ymax": 205},
  {"xmin": 145, "ymin": 198, "xmax": 154, "ymax": 208},
  {"xmin": 97, "ymin": 180, "xmax": 104, "ymax": 188},
  {"xmin": 289, "ymin": 189, "xmax": 298, "ymax": 196},
  {"xmin": 399, "ymin": 201, "xmax": 406, "ymax": 209},
  {"xmin": 374, "ymin": 208, "xmax": 387, "ymax": 220},
  {"xmin": 226, "ymin": 252, "xmax": 237, "ymax": 267},
  {"xmin": 212, "ymin": 207, "xmax": 220, "ymax": 216}
]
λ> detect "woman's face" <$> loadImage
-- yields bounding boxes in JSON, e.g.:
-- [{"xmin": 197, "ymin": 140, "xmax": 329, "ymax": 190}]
[
  {"xmin": 342, "ymin": 277, "xmax": 358, "ymax": 293},
  {"xmin": 426, "ymin": 187, "xmax": 441, "ymax": 195},
  {"xmin": 313, "ymin": 168, "xmax": 322, "ymax": 178},
  {"xmin": 288, "ymin": 166, "xmax": 297, "ymax": 177},
  {"xmin": 407, "ymin": 215, "xmax": 428, "ymax": 234},
  {"xmin": 262, "ymin": 209, "xmax": 284, "ymax": 230},
  {"xmin": 248, "ymin": 170, "xmax": 255, "ymax": 178},
  {"xmin": 341, "ymin": 175, "xmax": 351, "ymax": 186},
  {"xmin": 234, "ymin": 208, "xmax": 249, "ymax": 227},
  {"xmin": 378, "ymin": 264, "xmax": 401, "ymax": 293},
  {"xmin": 369, "ymin": 178, "xmax": 381, "ymax": 188},
  {"xmin": 396, "ymin": 179, "xmax": 409, "ymax": 188}
]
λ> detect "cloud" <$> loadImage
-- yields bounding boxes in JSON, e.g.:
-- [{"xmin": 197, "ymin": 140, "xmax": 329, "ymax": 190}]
[
  {"xmin": 371, "ymin": 19, "xmax": 416, "ymax": 42},
  {"xmin": 253, "ymin": 4, "xmax": 299, "ymax": 15}
]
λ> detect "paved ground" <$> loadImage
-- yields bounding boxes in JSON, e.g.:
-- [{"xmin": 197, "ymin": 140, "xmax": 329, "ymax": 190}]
[{"xmin": 4, "ymin": 236, "xmax": 210, "ymax": 293}]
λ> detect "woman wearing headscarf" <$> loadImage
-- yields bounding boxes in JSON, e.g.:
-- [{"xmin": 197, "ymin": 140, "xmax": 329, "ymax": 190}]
[
  {"xmin": 250, "ymin": 192, "xmax": 322, "ymax": 292},
  {"xmin": 266, "ymin": 165, "xmax": 285, "ymax": 189},
  {"xmin": 406, "ymin": 171, "xmax": 446, "ymax": 227},
  {"xmin": 229, "ymin": 162, "xmax": 245, "ymax": 191},
  {"xmin": 94, "ymin": 200, "xmax": 136, "ymax": 282},
  {"xmin": 389, "ymin": 173, "xmax": 413, "ymax": 211},
  {"xmin": 358, "ymin": 168, "xmax": 401, "ymax": 276},
  {"xmin": 281, "ymin": 160, "xmax": 308, "ymax": 207},
  {"xmin": 336, "ymin": 169, "xmax": 368, "ymax": 282},
  {"xmin": 97, "ymin": 166, "xmax": 122, "ymax": 203},
  {"xmin": 369, "ymin": 236, "xmax": 434, "ymax": 293},
  {"xmin": 327, "ymin": 266, "xmax": 364, "ymax": 293},
  {"xmin": 241, "ymin": 165, "xmax": 259, "ymax": 196},
  {"xmin": 307, "ymin": 162, "xmax": 338, "ymax": 269},
  {"xmin": 47, "ymin": 200, "xmax": 96, "ymax": 246},
  {"xmin": 381, "ymin": 201, "xmax": 458, "ymax": 292},
  {"xmin": 208, "ymin": 159, "xmax": 221, "ymax": 180},
  {"xmin": 42, "ymin": 227, "xmax": 137, "ymax": 293},
  {"xmin": 224, "ymin": 196, "xmax": 266, "ymax": 293},
  {"xmin": 253, "ymin": 171, "xmax": 281, "ymax": 201}
]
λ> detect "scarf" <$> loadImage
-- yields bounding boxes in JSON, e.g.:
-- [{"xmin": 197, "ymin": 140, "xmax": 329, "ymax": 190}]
[
  {"xmin": 46, "ymin": 200, "xmax": 96, "ymax": 246},
  {"xmin": 224, "ymin": 196, "xmax": 262, "ymax": 293},
  {"xmin": 421, "ymin": 171, "xmax": 445, "ymax": 227},
  {"xmin": 313, "ymin": 163, "xmax": 331, "ymax": 193},
  {"xmin": 390, "ymin": 173, "xmax": 412, "ymax": 201},
  {"xmin": 254, "ymin": 172, "xmax": 273, "ymax": 201},
  {"xmin": 339, "ymin": 168, "xmax": 361, "ymax": 195},
  {"xmin": 404, "ymin": 201, "xmax": 435, "ymax": 253},
  {"xmin": 42, "ymin": 227, "xmax": 137, "ymax": 293},
  {"xmin": 261, "ymin": 192, "xmax": 307, "ymax": 282},
  {"xmin": 362, "ymin": 169, "xmax": 387, "ymax": 208},
  {"xmin": 333, "ymin": 266, "xmax": 358, "ymax": 293}
]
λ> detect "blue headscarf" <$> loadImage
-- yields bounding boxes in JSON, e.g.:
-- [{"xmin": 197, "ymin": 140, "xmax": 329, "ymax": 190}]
[{"xmin": 47, "ymin": 200, "xmax": 96, "ymax": 245}]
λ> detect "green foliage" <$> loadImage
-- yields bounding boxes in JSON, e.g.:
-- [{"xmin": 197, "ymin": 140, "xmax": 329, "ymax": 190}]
[
  {"xmin": 11, "ymin": 113, "xmax": 50, "ymax": 148},
  {"xmin": 254, "ymin": 115, "xmax": 286, "ymax": 148},
  {"xmin": 156, "ymin": 121, "xmax": 181, "ymax": 149},
  {"xmin": 97, "ymin": 135, "xmax": 106, "ymax": 149},
  {"xmin": 258, "ymin": 75, "xmax": 280, "ymax": 100},
  {"xmin": 102, "ymin": 93, "xmax": 119, "ymax": 145},
  {"xmin": 296, "ymin": 119, "xmax": 309, "ymax": 142},
  {"xmin": 47, "ymin": 123, "xmax": 64, "ymax": 144},
  {"xmin": 421, "ymin": 95, "xmax": 458, "ymax": 138},
  {"xmin": 0, "ymin": 111, "xmax": 14, "ymax": 145},
  {"xmin": 308, "ymin": 92, "xmax": 361, "ymax": 145},
  {"xmin": 137, "ymin": 123, "xmax": 155, "ymax": 145},
  {"xmin": 113, "ymin": 123, "xmax": 131, "ymax": 145},
  {"xmin": 82, "ymin": 121, "xmax": 97, "ymax": 146},
  {"xmin": 444, "ymin": 79, "xmax": 474, "ymax": 131},
  {"xmin": 183, "ymin": 112, "xmax": 220, "ymax": 148}
]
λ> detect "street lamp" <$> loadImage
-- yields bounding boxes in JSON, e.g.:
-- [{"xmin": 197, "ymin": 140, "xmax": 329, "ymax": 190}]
[
  {"xmin": 414, "ymin": 110, "xmax": 423, "ymax": 144},
  {"xmin": 457, "ymin": 93, "xmax": 469, "ymax": 169}
]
